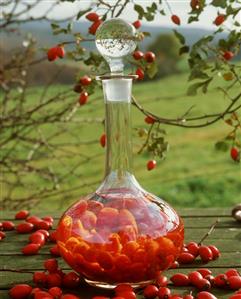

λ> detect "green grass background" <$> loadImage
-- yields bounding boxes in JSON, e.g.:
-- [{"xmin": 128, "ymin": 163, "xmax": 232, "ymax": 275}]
[{"xmin": 2, "ymin": 71, "xmax": 241, "ymax": 211}]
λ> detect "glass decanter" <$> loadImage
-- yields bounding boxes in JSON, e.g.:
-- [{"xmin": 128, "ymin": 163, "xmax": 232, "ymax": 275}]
[{"xmin": 56, "ymin": 19, "xmax": 184, "ymax": 289}]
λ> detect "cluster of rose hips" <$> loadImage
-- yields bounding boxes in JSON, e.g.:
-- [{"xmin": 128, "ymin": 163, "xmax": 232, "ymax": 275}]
[
  {"xmin": 4, "ymin": 210, "xmax": 241, "ymax": 299},
  {"xmin": 73, "ymin": 75, "xmax": 92, "ymax": 106},
  {"xmin": 170, "ymin": 268, "xmax": 241, "ymax": 292},
  {"xmin": 86, "ymin": 12, "xmax": 103, "ymax": 35},
  {"xmin": 0, "ymin": 210, "xmax": 59, "ymax": 256},
  {"xmin": 132, "ymin": 50, "xmax": 156, "ymax": 81},
  {"xmin": 10, "ymin": 259, "xmax": 84, "ymax": 298},
  {"xmin": 47, "ymin": 46, "xmax": 65, "ymax": 62},
  {"xmin": 177, "ymin": 242, "xmax": 220, "ymax": 265},
  {"xmin": 92, "ymin": 269, "xmax": 241, "ymax": 299}
]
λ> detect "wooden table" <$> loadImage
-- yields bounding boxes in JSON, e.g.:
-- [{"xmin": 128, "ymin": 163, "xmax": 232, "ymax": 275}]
[{"xmin": 1, "ymin": 208, "xmax": 240, "ymax": 298}]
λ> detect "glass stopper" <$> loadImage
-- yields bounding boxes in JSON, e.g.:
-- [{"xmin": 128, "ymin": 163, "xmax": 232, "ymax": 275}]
[{"xmin": 95, "ymin": 18, "xmax": 137, "ymax": 74}]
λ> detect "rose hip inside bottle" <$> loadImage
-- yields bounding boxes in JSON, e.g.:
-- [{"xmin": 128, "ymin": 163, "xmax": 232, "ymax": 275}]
[{"xmin": 56, "ymin": 18, "xmax": 184, "ymax": 289}]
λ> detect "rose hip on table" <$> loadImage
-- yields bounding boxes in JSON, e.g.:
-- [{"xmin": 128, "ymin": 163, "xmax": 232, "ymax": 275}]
[{"xmin": 5, "ymin": 211, "xmax": 241, "ymax": 299}]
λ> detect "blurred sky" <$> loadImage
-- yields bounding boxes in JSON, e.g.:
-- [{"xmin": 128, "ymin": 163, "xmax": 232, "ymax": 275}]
[{"xmin": 2, "ymin": 0, "xmax": 239, "ymax": 30}]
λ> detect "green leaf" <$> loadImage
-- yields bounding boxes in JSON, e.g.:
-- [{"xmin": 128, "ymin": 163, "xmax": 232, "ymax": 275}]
[
  {"xmin": 234, "ymin": 21, "xmax": 241, "ymax": 26},
  {"xmin": 179, "ymin": 46, "xmax": 189, "ymax": 55},
  {"xmin": 187, "ymin": 78, "xmax": 212, "ymax": 96},
  {"xmin": 173, "ymin": 30, "xmax": 185, "ymax": 45},
  {"xmin": 134, "ymin": 4, "xmax": 145, "ymax": 19},
  {"xmin": 146, "ymin": 62, "xmax": 158, "ymax": 79},
  {"xmin": 51, "ymin": 23, "xmax": 59, "ymax": 29},
  {"xmin": 144, "ymin": 12, "xmax": 155, "ymax": 21},
  {"xmin": 215, "ymin": 141, "xmax": 229, "ymax": 152},
  {"xmin": 226, "ymin": 5, "xmax": 241, "ymax": 17},
  {"xmin": 76, "ymin": 9, "xmax": 90, "ymax": 20},
  {"xmin": 142, "ymin": 31, "xmax": 151, "ymax": 37},
  {"xmin": 187, "ymin": 82, "xmax": 205, "ymax": 96},
  {"xmin": 159, "ymin": 9, "xmax": 165, "ymax": 15},
  {"xmin": 67, "ymin": 22, "xmax": 73, "ymax": 33},
  {"xmin": 147, "ymin": 2, "xmax": 157, "ymax": 13},
  {"xmin": 188, "ymin": 69, "xmax": 209, "ymax": 81},
  {"xmin": 202, "ymin": 78, "xmax": 213, "ymax": 93},
  {"xmin": 211, "ymin": 0, "xmax": 226, "ymax": 8},
  {"xmin": 188, "ymin": 15, "xmax": 199, "ymax": 23}
]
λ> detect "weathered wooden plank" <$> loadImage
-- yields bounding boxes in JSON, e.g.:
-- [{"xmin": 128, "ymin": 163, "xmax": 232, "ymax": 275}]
[
  {"xmin": 1, "ymin": 217, "xmax": 239, "ymax": 230},
  {"xmin": 0, "ymin": 208, "xmax": 239, "ymax": 299},
  {"xmin": 0, "ymin": 270, "xmax": 239, "ymax": 299},
  {"xmin": 183, "ymin": 218, "xmax": 240, "ymax": 228},
  {"xmin": 2, "ymin": 227, "xmax": 240, "ymax": 243},
  {"xmin": 0, "ymin": 208, "xmax": 232, "ymax": 220},
  {"xmin": 0, "ymin": 252, "xmax": 240, "ymax": 270},
  {"xmin": 0, "ymin": 237, "xmax": 240, "ymax": 254}
]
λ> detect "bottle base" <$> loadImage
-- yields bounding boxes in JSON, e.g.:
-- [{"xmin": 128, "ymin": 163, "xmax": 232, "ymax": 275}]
[{"xmin": 84, "ymin": 278, "xmax": 154, "ymax": 289}]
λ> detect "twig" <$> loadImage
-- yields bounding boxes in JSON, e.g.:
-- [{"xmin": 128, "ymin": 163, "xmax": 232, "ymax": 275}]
[
  {"xmin": 0, "ymin": 268, "xmax": 34, "ymax": 274},
  {"xmin": 198, "ymin": 220, "xmax": 219, "ymax": 245}
]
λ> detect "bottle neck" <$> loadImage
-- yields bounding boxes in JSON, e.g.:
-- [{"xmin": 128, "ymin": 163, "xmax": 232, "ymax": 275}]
[{"xmin": 102, "ymin": 78, "xmax": 133, "ymax": 180}]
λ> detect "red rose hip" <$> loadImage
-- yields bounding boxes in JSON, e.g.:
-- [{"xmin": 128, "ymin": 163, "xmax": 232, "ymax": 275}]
[
  {"xmin": 44, "ymin": 258, "xmax": 58, "ymax": 273},
  {"xmin": 188, "ymin": 271, "xmax": 203, "ymax": 285},
  {"xmin": 214, "ymin": 274, "xmax": 227, "ymax": 288},
  {"xmin": 136, "ymin": 67, "xmax": 144, "ymax": 80},
  {"xmin": 29, "ymin": 232, "xmax": 45, "ymax": 246},
  {"xmin": 80, "ymin": 75, "xmax": 92, "ymax": 86},
  {"xmin": 56, "ymin": 46, "xmax": 65, "ymax": 58},
  {"xmin": 62, "ymin": 272, "xmax": 81, "ymax": 288},
  {"xmin": 2, "ymin": 221, "xmax": 15, "ymax": 231},
  {"xmin": 196, "ymin": 292, "xmax": 217, "ymax": 299},
  {"xmin": 16, "ymin": 222, "xmax": 34, "ymax": 234},
  {"xmin": 158, "ymin": 287, "xmax": 171, "ymax": 299},
  {"xmin": 145, "ymin": 115, "xmax": 155, "ymax": 124},
  {"xmin": 156, "ymin": 274, "xmax": 168, "ymax": 287},
  {"xmin": 9, "ymin": 284, "xmax": 32, "ymax": 299},
  {"xmin": 33, "ymin": 271, "xmax": 47, "ymax": 286},
  {"xmin": 178, "ymin": 252, "xmax": 195, "ymax": 264},
  {"xmin": 199, "ymin": 245, "xmax": 213, "ymax": 263},
  {"xmin": 47, "ymin": 47, "xmax": 58, "ymax": 62},
  {"xmin": 186, "ymin": 241, "xmax": 199, "ymax": 256},
  {"xmin": 228, "ymin": 276, "xmax": 241, "ymax": 290},
  {"xmin": 223, "ymin": 51, "xmax": 234, "ymax": 61},
  {"xmin": 197, "ymin": 269, "xmax": 212, "ymax": 277},
  {"xmin": 86, "ymin": 12, "xmax": 100, "ymax": 22},
  {"xmin": 170, "ymin": 273, "xmax": 190, "ymax": 286},
  {"xmin": 214, "ymin": 14, "xmax": 225, "ymax": 26},
  {"xmin": 133, "ymin": 20, "xmax": 141, "ymax": 29},
  {"xmin": 22, "ymin": 243, "xmax": 40, "ymax": 255},
  {"xmin": 147, "ymin": 160, "xmax": 157, "ymax": 171},
  {"xmin": 46, "ymin": 273, "xmax": 62, "ymax": 288},
  {"xmin": 171, "ymin": 15, "xmax": 181, "ymax": 25},
  {"xmin": 15, "ymin": 210, "xmax": 29, "ymax": 220},
  {"xmin": 48, "ymin": 286, "xmax": 62, "ymax": 297},
  {"xmin": 100, "ymin": 133, "xmax": 106, "ymax": 148},
  {"xmin": 143, "ymin": 285, "xmax": 159, "ymax": 298},
  {"xmin": 89, "ymin": 20, "xmax": 102, "ymax": 35},
  {"xmin": 79, "ymin": 92, "xmax": 88, "ymax": 105},
  {"xmin": 208, "ymin": 245, "xmax": 220, "ymax": 259},
  {"xmin": 144, "ymin": 51, "xmax": 156, "ymax": 63},
  {"xmin": 230, "ymin": 147, "xmax": 239, "ymax": 161},
  {"xmin": 133, "ymin": 50, "xmax": 144, "ymax": 60}
]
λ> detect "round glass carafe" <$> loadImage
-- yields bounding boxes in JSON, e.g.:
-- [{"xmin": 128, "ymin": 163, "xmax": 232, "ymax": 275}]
[{"xmin": 56, "ymin": 77, "xmax": 184, "ymax": 289}]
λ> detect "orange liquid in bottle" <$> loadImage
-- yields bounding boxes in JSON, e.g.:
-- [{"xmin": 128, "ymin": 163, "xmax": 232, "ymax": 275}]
[{"xmin": 57, "ymin": 189, "xmax": 184, "ymax": 285}]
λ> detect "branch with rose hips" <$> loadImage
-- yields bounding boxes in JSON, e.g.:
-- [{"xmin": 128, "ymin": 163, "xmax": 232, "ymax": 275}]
[{"xmin": 45, "ymin": 1, "xmax": 241, "ymax": 170}]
